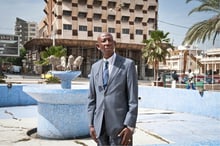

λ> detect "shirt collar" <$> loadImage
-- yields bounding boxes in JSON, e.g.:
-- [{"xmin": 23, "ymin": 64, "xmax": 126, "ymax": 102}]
[{"xmin": 103, "ymin": 53, "xmax": 116, "ymax": 65}]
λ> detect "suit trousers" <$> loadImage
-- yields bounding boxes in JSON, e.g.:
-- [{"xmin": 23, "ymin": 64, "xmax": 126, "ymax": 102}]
[{"xmin": 97, "ymin": 118, "xmax": 133, "ymax": 146}]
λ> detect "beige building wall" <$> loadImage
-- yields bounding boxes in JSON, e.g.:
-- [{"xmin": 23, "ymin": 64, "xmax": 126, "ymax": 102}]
[
  {"xmin": 41, "ymin": 0, "xmax": 158, "ymax": 42},
  {"xmin": 28, "ymin": 0, "xmax": 158, "ymax": 79}
]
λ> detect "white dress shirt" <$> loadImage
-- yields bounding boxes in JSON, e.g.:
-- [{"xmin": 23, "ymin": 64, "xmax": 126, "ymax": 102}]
[{"xmin": 103, "ymin": 53, "xmax": 116, "ymax": 77}]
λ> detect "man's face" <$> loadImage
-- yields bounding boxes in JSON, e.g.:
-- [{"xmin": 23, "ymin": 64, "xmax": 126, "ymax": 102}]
[{"xmin": 96, "ymin": 33, "xmax": 115, "ymax": 59}]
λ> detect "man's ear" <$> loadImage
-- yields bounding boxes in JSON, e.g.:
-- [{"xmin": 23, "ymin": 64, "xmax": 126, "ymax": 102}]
[{"xmin": 96, "ymin": 43, "xmax": 100, "ymax": 50}]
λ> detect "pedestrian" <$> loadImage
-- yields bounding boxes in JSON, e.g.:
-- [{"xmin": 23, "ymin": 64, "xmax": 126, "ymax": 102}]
[
  {"xmin": 171, "ymin": 70, "xmax": 178, "ymax": 88},
  {"xmin": 171, "ymin": 70, "xmax": 179, "ymax": 82},
  {"xmin": 186, "ymin": 69, "xmax": 196, "ymax": 90},
  {"xmin": 87, "ymin": 32, "xmax": 138, "ymax": 146}
]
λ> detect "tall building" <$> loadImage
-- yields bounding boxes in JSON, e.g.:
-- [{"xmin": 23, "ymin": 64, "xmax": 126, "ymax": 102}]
[
  {"xmin": 25, "ymin": 0, "xmax": 158, "ymax": 78},
  {"xmin": 15, "ymin": 17, "xmax": 38, "ymax": 46},
  {"xmin": 40, "ymin": 0, "xmax": 157, "ymax": 41}
]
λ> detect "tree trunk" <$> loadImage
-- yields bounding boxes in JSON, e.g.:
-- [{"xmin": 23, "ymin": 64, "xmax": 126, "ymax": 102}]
[
  {"xmin": 153, "ymin": 62, "xmax": 157, "ymax": 81},
  {"xmin": 153, "ymin": 61, "xmax": 160, "ymax": 86}
]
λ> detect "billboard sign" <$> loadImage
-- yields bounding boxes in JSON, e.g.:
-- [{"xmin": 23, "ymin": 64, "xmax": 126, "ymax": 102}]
[{"xmin": 0, "ymin": 34, "xmax": 19, "ymax": 56}]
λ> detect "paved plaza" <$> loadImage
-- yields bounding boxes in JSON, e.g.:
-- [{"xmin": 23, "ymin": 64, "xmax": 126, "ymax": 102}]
[
  {"xmin": 1, "ymin": 75, "xmax": 220, "ymax": 145},
  {"xmin": 0, "ymin": 106, "xmax": 168, "ymax": 146},
  {"xmin": 1, "ymin": 106, "xmax": 220, "ymax": 146}
]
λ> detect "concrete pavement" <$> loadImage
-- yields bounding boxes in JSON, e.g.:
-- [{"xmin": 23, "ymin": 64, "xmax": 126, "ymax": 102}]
[
  {"xmin": 1, "ymin": 75, "xmax": 220, "ymax": 145},
  {"xmin": 1, "ymin": 106, "xmax": 220, "ymax": 146},
  {"xmin": 0, "ymin": 106, "xmax": 168, "ymax": 146}
]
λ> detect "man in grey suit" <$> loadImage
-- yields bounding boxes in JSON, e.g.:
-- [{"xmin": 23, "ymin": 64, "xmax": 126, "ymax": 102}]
[{"xmin": 88, "ymin": 32, "xmax": 138, "ymax": 146}]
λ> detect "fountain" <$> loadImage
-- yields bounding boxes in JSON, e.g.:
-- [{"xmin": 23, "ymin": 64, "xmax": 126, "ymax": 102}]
[
  {"xmin": 23, "ymin": 55, "xmax": 89, "ymax": 139},
  {"xmin": 51, "ymin": 70, "xmax": 81, "ymax": 89}
]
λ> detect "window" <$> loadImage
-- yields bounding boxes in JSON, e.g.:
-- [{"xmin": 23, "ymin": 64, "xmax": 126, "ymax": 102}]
[
  {"xmin": 173, "ymin": 62, "xmax": 178, "ymax": 67},
  {"xmin": 122, "ymin": 3, "xmax": 130, "ymax": 10},
  {"xmin": 78, "ymin": 0, "xmax": 87, "ymax": 5},
  {"xmin": 108, "ymin": 15, "xmax": 115, "ymax": 21},
  {"xmin": 93, "ymin": 14, "xmax": 101, "ymax": 20},
  {"xmin": 94, "ymin": 26, "xmax": 102, "ymax": 32},
  {"xmin": 149, "ymin": 30, "xmax": 154, "ymax": 36},
  {"xmin": 136, "ymin": 29, "xmax": 143, "ymax": 35},
  {"xmin": 121, "ymin": 16, "xmax": 129, "ymax": 22},
  {"xmin": 63, "ymin": 0, "xmax": 71, "ymax": 2},
  {"xmin": 63, "ymin": 10, "xmax": 72, "ymax": 16},
  {"xmin": 122, "ymin": 28, "xmax": 129, "ymax": 34},
  {"xmin": 135, "ymin": 17, "xmax": 143, "ymax": 23},
  {"xmin": 30, "ymin": 24, "xmax": 36, "ymax": 27},
  {"xmin": 108, "ymin": 27, "xmax": 115, "ymax": 33},
  {"xmin": 93, "ymin": 0, "xmax": 102, "ymax": 7},
  {"xmin": 130, "ymin": 34, "xmax": 134, "ymax": 40},
  {"xmin": 63, "ymin": 24, "xmax": 72, "ymax": 30},
  {"xmin": 148, "ymin": 5, "xmax": 156, "ymax": 11},
  {"xmin": 108, "ymin": 1, "xmax": 116, "ymax": 9},
  {"xmin": 148, "ymin": 18, "xmax": 155, "ymax": 23},
  {"xmin": 135, "ymin": 4, "xmax": 143, "ymax": 10},
  {"xmin": 78, "ymin": 12, "xmax": 87, "ymax": 18},
  {"xmin": 79, "ymin": 25, "xmax": 87, "ymax": 31}
]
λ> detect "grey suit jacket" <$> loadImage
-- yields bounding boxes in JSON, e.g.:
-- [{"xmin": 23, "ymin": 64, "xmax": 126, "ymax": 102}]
[{"xmin": 87, "ymin": 54, "xmax": 138, "ymax": 138}]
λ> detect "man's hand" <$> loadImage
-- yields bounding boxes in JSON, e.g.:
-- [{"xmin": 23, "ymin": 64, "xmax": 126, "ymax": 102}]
[
  {"xmin": 89, "ymin": 126, "xmax": 98, "ymax": 143},
  {"xmin": 118, "ymin": 127, "xmax": 133, "ymax": 146}
]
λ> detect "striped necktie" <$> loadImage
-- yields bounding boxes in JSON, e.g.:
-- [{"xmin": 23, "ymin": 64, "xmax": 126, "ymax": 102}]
[{"xmin": 103, "ymin": 61, "xmax": 109, "ymax": 89}]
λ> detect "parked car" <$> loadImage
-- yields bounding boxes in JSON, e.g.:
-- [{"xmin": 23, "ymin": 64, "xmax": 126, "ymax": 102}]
[
  {"xmin": 180, "ymin": 74, "xmax": 214, "ymax": 84},
  {"xmin": 9, "ymin": 65, "xmax": 21, "ymax": 74},
  {"xmin": 180, "ymin": 75, "xmax": 188, "ymax": 84},
  {"xmin": 41, "ymin": 71, "xmax": 53, "ymax": 79},
  {"xmin": 1, "ymin": 62, "xmax": 12, "ymax": 72}
]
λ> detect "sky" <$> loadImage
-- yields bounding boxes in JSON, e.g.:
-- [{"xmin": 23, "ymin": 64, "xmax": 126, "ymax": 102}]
[
  {"xmin": 0, "ymin": 0, "xmax": 219, "ymax": 50},
  {"xmin": 158, "ymin": 0, "xmax": 220, "ymax": 50},
  {"xmin": 0, "ymin": 0, "xmax": 45, "ymax": 33}
]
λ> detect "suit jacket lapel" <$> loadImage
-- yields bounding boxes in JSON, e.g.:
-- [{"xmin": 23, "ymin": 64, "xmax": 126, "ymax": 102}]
[
  {"xmin": 95, "ymin": 60, "xmax": 104, "ymax": 90},
  {"xmin": 107, "ymin": 55, "xmax": 123, "ymax": 87}
]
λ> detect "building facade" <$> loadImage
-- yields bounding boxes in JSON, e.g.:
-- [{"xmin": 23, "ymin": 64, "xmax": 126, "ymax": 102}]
[
  {"xmin": 24, "ymin": 0, "xmax": 158, "ymax": 79},
  {"xmin": 15, "ymin": 17, "xmax": 38, "ymax": 46},
  {"xmin": 160, "ymin": 45, "xmax": 220, "ymax": 78},
  {"xmin": 162, "ymin": 45, "xmax": 204, "ymax": 75},
  {"xmin": 201, "ymin": 48, "xmax": 220, "ymax": 75}
]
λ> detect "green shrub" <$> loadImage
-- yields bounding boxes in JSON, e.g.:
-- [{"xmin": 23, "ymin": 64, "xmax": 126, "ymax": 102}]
[
  {"xmin": 45, "ymin": 76, "xmax": 61, "ymax": 84},
  {"xmin": 0, "ymin": 79, "xmax": 5, "ymax": 83}
]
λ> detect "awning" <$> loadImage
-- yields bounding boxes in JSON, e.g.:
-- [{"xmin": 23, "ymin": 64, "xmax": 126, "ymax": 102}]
[{"xmin": 24, "ymin": 38, "xmax": 144, "ymax": 51}]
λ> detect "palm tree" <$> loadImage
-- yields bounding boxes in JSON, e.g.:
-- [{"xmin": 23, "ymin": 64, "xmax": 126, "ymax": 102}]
[
  {"xmin": 35, "ymin": 46, "xmax": 67, "ymax": 69},
  {"xmin": 142, "ymin": 30, "xmax": 174, "ymax": 81},
  {"xmin": 183, "ymin": 0, "xmax": 220, "ymax": 45}
]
